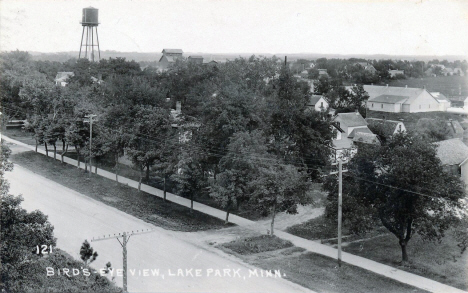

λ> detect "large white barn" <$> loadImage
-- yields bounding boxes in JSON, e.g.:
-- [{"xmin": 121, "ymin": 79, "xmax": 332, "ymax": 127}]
[{"xmin": 364, "ymin": 85, "xmax": 442, "ymax": 113}]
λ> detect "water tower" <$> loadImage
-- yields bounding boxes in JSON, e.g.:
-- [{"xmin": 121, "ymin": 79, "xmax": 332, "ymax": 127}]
[{"xmin": 79, "ymin": 7, "xmax": 100, "ymax": 62}]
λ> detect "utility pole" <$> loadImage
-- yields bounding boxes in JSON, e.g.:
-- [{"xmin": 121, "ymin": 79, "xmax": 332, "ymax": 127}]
[
  {"xmin": 84, "ymin": 114, "xmax": 98, "ymax": 177},
  {"xmin": 330, "ymin": 160, "xmax": 348, "ymax": 267},
  {"xmin": 91, "ymin": 229, "xmax": 153, "ymax": 292}
]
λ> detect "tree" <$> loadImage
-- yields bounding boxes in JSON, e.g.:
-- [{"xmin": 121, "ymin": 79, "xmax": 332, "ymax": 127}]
[
  {"xmin": 126, "ymin": 105, "xmax": 173, "ymax": 184},
  {"xmin": 210, "ymin": 130, "xmax": 268, "ymax": 223},
  {"xmin": 172, "ymin": 145, "xmax": 205, "ymax": 213},
  {"xmin": 80, "ymin": 240, "xmax": 98, "ymax": 265},
  {"xmin": 1, "ymin": 144, "xmax": 57, "ymax": 291},
  {"xmin": 249, "ymin": 161, "xmax": 312, "ymax": 236},
  {"xmin": 324, "ymin": 133, "xmax": 465, "ymax": 262},
  {"xmin": 415, "ymin": 118, "xmax": 451, "ymax": 142}
]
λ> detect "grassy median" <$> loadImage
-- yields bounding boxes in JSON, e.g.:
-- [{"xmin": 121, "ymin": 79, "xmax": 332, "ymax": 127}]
[
  {"xmin": 11, "ymin": 150, "xmax": 232, "ymax": 232},
  {"xmin": 219, "ymin": 235, "xmax": 428, "ymax": 293}
]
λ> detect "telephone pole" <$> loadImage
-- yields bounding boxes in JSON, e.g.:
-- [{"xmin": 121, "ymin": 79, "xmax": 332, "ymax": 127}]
[
  {"xmin": 330, "ymin": 160, "xmax": 348, "ymax": 267},
  {"xmin": 84, "ymin": 114, "xmax": 98, "ymax": 177},
  {"xmin": 91, "ymin": 229, "xmax": 153, "ymax": 292}
]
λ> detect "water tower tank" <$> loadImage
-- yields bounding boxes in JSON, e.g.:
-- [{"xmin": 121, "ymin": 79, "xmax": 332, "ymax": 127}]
[{"xmin": 82, "ymin": 7, "xmax": 99, "ymax": 26}]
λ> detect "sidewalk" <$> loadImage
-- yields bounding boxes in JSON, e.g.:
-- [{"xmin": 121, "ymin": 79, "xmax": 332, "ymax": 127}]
[{"xmin": 3, "ymin": 135, "xmax": 467, "ymax": 293}]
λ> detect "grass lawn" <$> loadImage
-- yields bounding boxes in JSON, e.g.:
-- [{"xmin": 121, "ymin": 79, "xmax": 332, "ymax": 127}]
[
  {"xmin": 286, "ymin": 216, "xmax": 468, "ymax": 290},
  {"xmin": 343, "ymin": 232, "xmax": 468, "ymax": 290},
  {"xmin": 219, "ymin": 236, "xmax": 428, "ymax": 293},
  {"xmin": 11, "ymin": 151, "xmax": 232, "ymax": 232}
]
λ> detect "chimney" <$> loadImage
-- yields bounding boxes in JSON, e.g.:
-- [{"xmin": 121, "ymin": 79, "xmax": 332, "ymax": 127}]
[
  {"xmin": 386, "ymin": 84, "xmax": 388, "ymax": 87},
  {"xmin": 176, "ymin": 101, "xmax": 181, "ymax": 113},
  {"xmin": 355, "ymin": 108, "xmax": 359, "ymax": 115},
  {"xmin": 405, "ymin": 85, "xmax": 407, "ymax": 88}
]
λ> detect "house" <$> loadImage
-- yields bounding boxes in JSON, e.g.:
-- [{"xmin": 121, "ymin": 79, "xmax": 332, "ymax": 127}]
[
  {"xmin": 159, "ymin": 49, "xmax": 183, "ymax": 70},
  {"xmin": 355, "ymin": 62, "xmax": 377, "ymax": 74},
  {"xmin": 365, "ymin": 118, "xmax": 406, "ymax": 139},
  {"xmin": 365, "ymin": 85, "xmax": 441, "ymax": 113},
  {"xmin": 203, "ymin": 59, "xmax": 218, "ymax": 67},
  {"xmin": 300, "ymin": 70, "xmax": 309, "ymax": 79},
  {"xmin": 454, "ymin": 68, "xmax": 465, "ymax": 76},
  {"xmin": 434, "ymin": 138, "xmax": 468, "ymax": 187},
  {"xmin": 188, "ymin": 55, "xmax": 204, "ymax": 64},
  {"xmin": 442, "ymin": 67, "xmax": 454, "ymax": 76},
  {"xmin": 388, "ymin": 70, "xmax": 404, "ymax": 78},
  {"xmin": 333, "ymin": 112, "xmax": 373, "ymax": 149},
  {"xmin": 353, "ymin": 132, "xmax": 381, "ymax": 146},
  {"xmin": 54, "ymin": 72, "xmax": 74, "ymax": 86},
  {"xmin": 308, "ymin": 95, "xmax": 328, "ymax": 111},
  {"xmin": 317, "ymin": 69, "xmax": 329, "ymax": 77},
  {"xmin": 424, "ymin": 68, "xmax": 436, "ymax": 77},
  {"xmin": 430, "ymin": 92, "xmax": 451, "ymax": 111}
]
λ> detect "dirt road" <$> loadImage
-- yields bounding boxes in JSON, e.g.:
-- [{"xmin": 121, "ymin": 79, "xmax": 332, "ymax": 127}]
[{"xmin": 5, "ymin": 164, "xmax": 312, "ymax": 293}]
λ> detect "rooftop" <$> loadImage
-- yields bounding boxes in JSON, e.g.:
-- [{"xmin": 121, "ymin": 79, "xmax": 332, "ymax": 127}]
[
  {"xmin": 371, "ymin": 94, "xmax": 409, "ymax": 104},
  {"xmin": 348, "ymin": 126, "xmax": 373, "ymax": 139},
  {"xmin": 162, "ymin": 49, "xmax": 183, "ymax": 54},
  {"xmin": 309, "ymin": 95, "xmax": 324, "ymax": 105},
  {"xmin": 362, "ymin": 85, "xmax": 433, "ymax": 105},
  {"xmin": 54, "ymin": 72, "xmax": 74, "ymax": 81},
  {"xmin": 335, "ymin": 112, "xmax": 367, "ymax": 127},
  {"xmin": 434, "ymin": 139, "xmax": 468, "ymax": 165},
  {"xmin": 353, "ymin": 132, "xmax": 381, "ymax": 145}
]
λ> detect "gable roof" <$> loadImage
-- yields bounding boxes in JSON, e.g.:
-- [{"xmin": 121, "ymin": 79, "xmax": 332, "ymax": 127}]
[
  {"xmin": 54, "ymin": 72, "xmax": 74, "ymax": 82},
  {"xmin": 430, "ymin": 92, "xmax": 450, "ymax": 102},
  {"xmin": 348, "ymin": 126, "xmax": 372, "ymax": 138},
  {"xmin": 309, "ymin": 95, "xmax": 325, "ymax": 106},
  {"xmin": 162, "ymin": 49, "xmax": 183, "ymax": 54},
  {"xmin": 335, "ymin": 112, "xmax": 367, "ymax": 127},
  {"xmin": 353, "ymin": 132, "xmax": 381, "ymax": 145},
  {"xmin": 366, "ymin": 118, "xmax": 403, "ymax": 137},
  {"xmin": 434, "ymin": 139, "xmax": 468, "ymax": 165},
  {"xmin": 371, "ymin": 94, "xmax": 409, "ymax": 104},
  {"xmin": 448, "ymin": 120, "xmax": 464, "ymax": 135},
  {"xmin": 188, "ymin": 55, "xmax": 203, "ymax": 59},
  {"xmin": 363, "ymin": 85, "xmax": 435, "ymax": 105}
]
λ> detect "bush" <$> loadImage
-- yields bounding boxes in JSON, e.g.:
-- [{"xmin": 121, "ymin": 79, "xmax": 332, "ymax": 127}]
[{"xmin": 222, "ymin": 235, "xmax": 293, "ymax": 255}]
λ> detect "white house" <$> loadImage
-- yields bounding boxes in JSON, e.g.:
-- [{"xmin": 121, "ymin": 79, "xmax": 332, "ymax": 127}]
[
  {"xmin": 430, "ymin": 92, "xmax": 451, "ymax": 111},
  {"xmin": 54, "ymin": 72, "xmax": 74, "ymax": 86},
  {"xmin": 365, "ymin": 85, "xmax": 441, "ymax": 113},
  {"xmin": 308, "ymin": 95, "xmax": 328, "ymax": 111},
  {"xmin": 365, "ymin": 118, "xmax": 406, "ymax": 138}
]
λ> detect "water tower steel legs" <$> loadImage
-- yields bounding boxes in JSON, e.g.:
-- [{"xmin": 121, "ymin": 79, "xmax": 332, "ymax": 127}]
[{"xmin": 79, "ymin": 26, "xmax": 100, "ymax": 62}]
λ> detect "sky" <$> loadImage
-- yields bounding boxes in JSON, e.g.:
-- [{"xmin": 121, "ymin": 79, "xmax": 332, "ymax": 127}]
[{"xmin": 1, "ymin": 0, "xmax": 468, "ymax": 56}]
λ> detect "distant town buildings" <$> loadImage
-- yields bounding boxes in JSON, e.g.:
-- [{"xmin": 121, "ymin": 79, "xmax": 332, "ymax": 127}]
[
  {"xmin": 159, "ymin": 49, "xmax": 184, "ymax": 70},
  {"xmin": 388, "ymin": 69, "xmax": 404, "ymax": 78},
  {"xmin": 188, "ymin": 55, "xmax": 204, "ymax": 64}
]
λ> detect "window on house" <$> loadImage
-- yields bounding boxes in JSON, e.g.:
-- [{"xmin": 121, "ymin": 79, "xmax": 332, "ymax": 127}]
[
  {"xmin": 399, "ymin": 125, "xmax": 402, "ymax": 130},
  {"xmin": 321, "ymin": 102, "xmax": 323, "ymax": 108},
  {"xmin": 381, "ymin": 104, "xmax": 383, "ymax": 109},
  {"xmin": 372, "ymin": 103, "xmax": 374, "ymax": 107}
]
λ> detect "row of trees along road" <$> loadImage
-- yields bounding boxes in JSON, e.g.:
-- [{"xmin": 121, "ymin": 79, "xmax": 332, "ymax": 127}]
[{"xmin": 1, "ymin": 50, "xmax": 467, "ymax": 261}]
